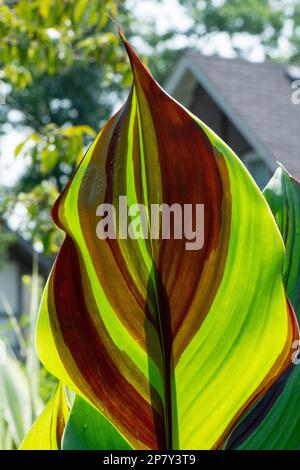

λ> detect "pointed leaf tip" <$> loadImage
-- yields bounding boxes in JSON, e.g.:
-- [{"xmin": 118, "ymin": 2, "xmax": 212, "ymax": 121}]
[{"xmin": 118, "ymin": 27, "xmax": 125, "ymax": 42}]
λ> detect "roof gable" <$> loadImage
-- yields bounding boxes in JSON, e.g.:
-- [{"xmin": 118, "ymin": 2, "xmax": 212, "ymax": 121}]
[{"xmin": 166, "ymin": 53, "xmax": 300, "ymax": 178}]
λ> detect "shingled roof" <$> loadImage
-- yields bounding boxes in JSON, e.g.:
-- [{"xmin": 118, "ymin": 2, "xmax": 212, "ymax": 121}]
[{"xmin": 166, "ymin": 52, "xmax": 300, "ymax": 178}]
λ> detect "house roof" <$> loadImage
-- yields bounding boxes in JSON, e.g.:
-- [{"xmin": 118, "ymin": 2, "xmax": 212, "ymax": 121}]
[{"xmin": 165, "ymin": 52, "xmax": 300, "ymax": 178}]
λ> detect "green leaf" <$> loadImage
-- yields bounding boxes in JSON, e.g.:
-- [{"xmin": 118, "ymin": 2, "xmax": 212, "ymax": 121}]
[
  {"xmin": 40, "ymin": 146, "xmax": 59, "ymax": 174},
  {"xmin": 39, "ymin": 0, "xmax": 51, "ymax": 19},
  {"xmin": 74, "ymin": 0, "xmax": 88, "ymax": 23},
  {"xmin": 61, "ymin": 125, "xmax": 96, "ymax": 138},
  {"xmin": 14, "ymin": 140, "xmax": 26, "ymax": 157},
  {"xmin": 62, "ymin": 395, "xmax": 132, "ymax": 450}
]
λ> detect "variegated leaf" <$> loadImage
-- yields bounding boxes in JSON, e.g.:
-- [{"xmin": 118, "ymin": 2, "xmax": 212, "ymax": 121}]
[{"xmin": 34, "ymin": 33, "xmax": 297, "ymax": 450}]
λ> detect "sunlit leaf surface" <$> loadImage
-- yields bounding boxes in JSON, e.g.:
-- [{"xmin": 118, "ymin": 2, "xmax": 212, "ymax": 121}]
[
  {"xmin": 227, "ymin": 167, "xmax": 300, "ymax": 450},
  {"xmin": 35, "ymin": 33, "xmax": 297, "ymax": 450}
]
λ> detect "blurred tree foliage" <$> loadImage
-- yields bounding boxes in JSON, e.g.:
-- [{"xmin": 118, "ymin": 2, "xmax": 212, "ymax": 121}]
[
  {"xmin": 178, "ymin": 0, "xmax": 284, "ymax": 53},
  {"xmin": 147, "ymin": 0, "xmax": 300, "ymax": 83},
  {"xmin": 0, "ymin": 220, "xmax": 15, "ymax": 269},
  {"xmin": 0, "ymin": 0, "xmax": 132, "ymax": 252},
  {"xmin": 1, "ymin": 0, "xmax": 300, "ymax": 254}
]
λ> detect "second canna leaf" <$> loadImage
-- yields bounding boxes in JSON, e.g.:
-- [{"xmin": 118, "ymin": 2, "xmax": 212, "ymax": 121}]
[{"xmin": 227, "ymin": 166, "xmax": 300, "ymax": 450}]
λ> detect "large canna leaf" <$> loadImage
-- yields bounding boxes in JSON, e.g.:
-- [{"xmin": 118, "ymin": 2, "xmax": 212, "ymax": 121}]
[
  {"xmin": 20, "ymin": 384, "xmax": 69, "ymax": 450},
  {"xmin": 35, "ymin": 32, "xmax": 297, "ymax": 450},
  {"xmin": 227, "ymin": 167, "xmax": 300, "ymax": 450}
]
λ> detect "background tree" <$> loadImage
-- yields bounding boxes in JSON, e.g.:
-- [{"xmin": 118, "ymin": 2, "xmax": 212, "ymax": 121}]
[
  {"xmin": 1, "ymin": 0, "xmax": 300, "ymax": 253},
  {"xmin": 0, "ymin": 0, "xmax": 134, "ymax": 251}
]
